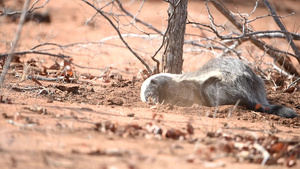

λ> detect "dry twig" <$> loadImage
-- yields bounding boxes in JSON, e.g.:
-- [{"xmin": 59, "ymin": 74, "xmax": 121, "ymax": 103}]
[
  {"xmin": 81, "ymin": 0, "xmax": 152, "ymax": 74},
  {"xmin": 262, "ymin": 0, "xmax": 300, "ymax": 62},
  {"xmin": 0, "ymin": 0, "xmax": 30, "ymax": 87},
  {"xmin": 210, "ymin": 0, "xmax": 299, "ymax": 76}
]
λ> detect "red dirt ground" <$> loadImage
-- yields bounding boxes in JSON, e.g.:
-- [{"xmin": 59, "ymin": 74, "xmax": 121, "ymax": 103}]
[{"xmin": 0, "ymin": 0, "xmax": 300, "ymax": 169}]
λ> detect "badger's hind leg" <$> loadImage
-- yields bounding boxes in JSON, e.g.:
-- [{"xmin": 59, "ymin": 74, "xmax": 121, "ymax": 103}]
[
  {"xmin": 200, "ymin": 76, "xmax": 298, "ymax": 118},
  {"xmin": 199, "ymin": 77, "xmax": 251, "ymax": 107}
]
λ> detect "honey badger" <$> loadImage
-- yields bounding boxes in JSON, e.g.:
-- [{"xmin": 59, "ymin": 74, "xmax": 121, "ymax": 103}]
[{"xmin": 140, "ymin": 57, "xmax": 298, "ymax": 118}]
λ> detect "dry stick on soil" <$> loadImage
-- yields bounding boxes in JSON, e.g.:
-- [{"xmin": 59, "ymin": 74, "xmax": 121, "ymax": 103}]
[
  {"xmin": 262, "ymin": 0, "xmax": 300, "ymax": 63},
  {"xmin": 284, "ymin": 77, "xmax": 300, "ymax": 92},
  {"xmin": 210, "ymin": 0, "xmax": 299, "ymax": 76},
  {"xmin": 0, "ymin": 0, "xmax": 30, "ymax": 87},
  {"xmin": 7, "ymin": 120, "xmax": 37, "ymax": 127},
  {"xmin": 27, "ymin": 75, "xmax": 77, "ymax": 82},
  {"xmin": 81, "ymin": 0, "xmax": 152, "ymax": 75}
]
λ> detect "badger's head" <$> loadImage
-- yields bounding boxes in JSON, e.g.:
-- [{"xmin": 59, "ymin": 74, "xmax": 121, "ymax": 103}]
[
  {"xmin": 141, "ymin": 73, "xmax": 177, "ymax": 105},
  {"xmin": 140, "ymin": 75, "xmax": 161, "ymax": 104}
]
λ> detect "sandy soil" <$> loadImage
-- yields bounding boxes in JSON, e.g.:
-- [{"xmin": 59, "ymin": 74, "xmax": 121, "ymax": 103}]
[{"xmin": 0, "ymin": 0, "xmax": 300, "ymax": 169}]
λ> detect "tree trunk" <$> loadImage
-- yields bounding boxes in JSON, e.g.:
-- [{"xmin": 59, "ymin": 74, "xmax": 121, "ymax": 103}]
[{"xmin": 162, "ymin": 0, "xmax": 187, "ymax": 74}]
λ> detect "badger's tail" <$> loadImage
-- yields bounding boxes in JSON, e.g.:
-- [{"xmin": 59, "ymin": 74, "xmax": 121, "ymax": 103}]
[
  {"xmin": 251, "ymin": 103, "xmax": 298, "ymax": 118},
  {"xmin": 265, "ymin": 105, "xmax": 298, "ymax": 118}
]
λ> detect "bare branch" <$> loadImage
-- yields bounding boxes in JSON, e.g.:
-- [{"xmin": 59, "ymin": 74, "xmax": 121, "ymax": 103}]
[
  {"xmin": 0, "ymin": 50, "xmax": 104, "ymax": 70},
  {"xmin": 0, "ymin": 0, "xmax": 30, "ymax": 87},
  {"xmin": 262, "ymin": 0, "xmax": 300, "ymax": 63},
  {"xmin": 99, "ymin": 34, "xmax": 160, "ymax": 42},
  {"xmin": 84, "ymin": 1, "xmax": 114, "ymax": 25},
  {"xmin": 0, "ymin": 0, "xmax": 50, "ymax": 16},
  {"xmin": 255, "ymin": 32, "xmax": 299, "ymax": 39},
  {"xmin": 29, "ymin": 37, "xmax": 157, "ymax": 56},
  {"xmin": 115, "ymin": 0, "xmax": 163, "ymax": 35},
  {"xmin": 187, "ymin": 21, "xmax": 299, "ymax": 59},
  {"xmin": 0, "ymin": 51, "xmax": 70, "ymax": 60},
  {"xmin": 210, "ymin": 0, "xmax": 299, "ymax": 76},
  {"xmin": 247, "ymin": 31, "xmax": 300, "ymax": 40},
  {"xmin": 81, "ymin": 0, "xmax": 152, "ymax": 74},
  {"xmin": 247, "ymin": 12, "xmax": 295, "ymax": 23},
  {"xmin": 28, "ymin": 0, "xmax": 50, "ymax": 13},
  {"xmin": 188, "ymin": 21, "xmax": 300, "ymax": 41},
  {"xmin": 184, "ymin": 40, "xmax": 224, "ymax": 50}
]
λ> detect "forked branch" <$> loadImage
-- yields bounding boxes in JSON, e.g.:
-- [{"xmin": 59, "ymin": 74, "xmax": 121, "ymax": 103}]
[
  {"xmin": 0, "ymin": 0, "xmax": 30, "ymax": 86},
  {"xmin": 210, "ymin": 0, "xmax": 299, "ymax": 76},
  {"xmin": 81, "ymin": 0, "xmax": 152, "ymax": 74},
  {"xmin": 262, "ymin": 0, "xmax": 300, "ymax": 62}
]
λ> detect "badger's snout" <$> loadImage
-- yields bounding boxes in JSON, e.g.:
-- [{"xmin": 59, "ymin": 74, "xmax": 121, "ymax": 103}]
[
  {"xmin": 141, "ymin": 89, "xmax": 159, "ymax": 104},
  {"xmin": 140, "ymin": 92, "xmax": 149, "ymax": 103}
]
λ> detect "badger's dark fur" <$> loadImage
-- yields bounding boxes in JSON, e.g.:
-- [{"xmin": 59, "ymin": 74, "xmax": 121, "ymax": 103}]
[{"xmin": 140, "ymin": 57, "xmax": 298, "ymax": 118}]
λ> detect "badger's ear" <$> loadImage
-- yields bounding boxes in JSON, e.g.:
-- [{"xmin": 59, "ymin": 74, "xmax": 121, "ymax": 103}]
[{"xmin": 150, "ymin": 79, "xmax": 158, "ymax": 85}]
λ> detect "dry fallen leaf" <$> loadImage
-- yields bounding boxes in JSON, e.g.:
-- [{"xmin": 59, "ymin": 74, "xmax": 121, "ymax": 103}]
[{"xmin": 187, "ymin": 122, "xmax": 194, "ymax": 135}]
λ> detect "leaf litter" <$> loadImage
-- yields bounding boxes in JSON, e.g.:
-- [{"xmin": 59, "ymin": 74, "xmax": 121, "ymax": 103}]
[{"xmin": 0, "ymin": 51, "xmax": 299, "ymax": 168}]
